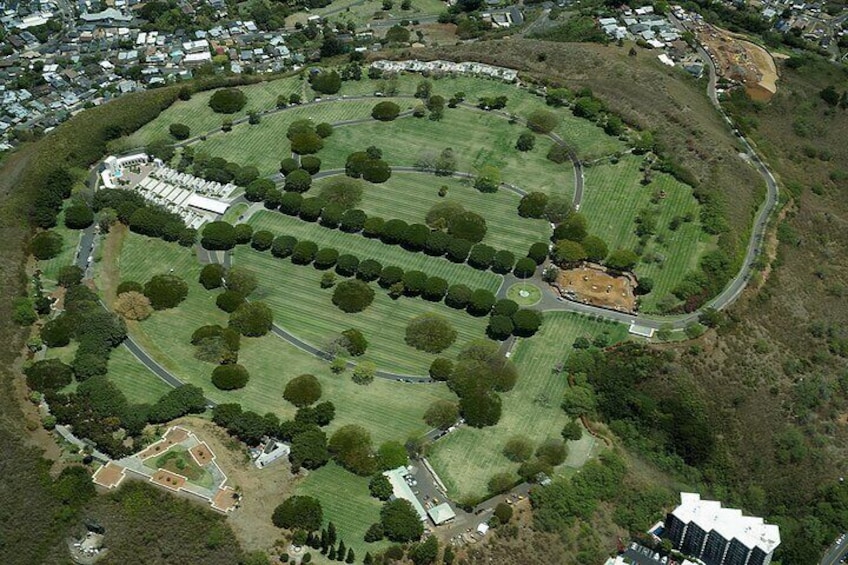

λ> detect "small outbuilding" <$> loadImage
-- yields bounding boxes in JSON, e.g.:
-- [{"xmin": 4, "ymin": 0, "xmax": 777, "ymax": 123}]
[{"xmin": 427, "ymin": 503, "xmax": 456, "ymax": 525}]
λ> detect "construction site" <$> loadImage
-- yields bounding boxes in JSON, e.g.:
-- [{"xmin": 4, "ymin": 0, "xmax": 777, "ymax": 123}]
[{"xmin": 697, "ymin": 24, "xmax": 779, "ymax": 101}]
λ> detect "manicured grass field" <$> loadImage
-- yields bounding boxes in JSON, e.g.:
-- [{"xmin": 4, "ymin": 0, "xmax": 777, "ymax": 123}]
[
  {"xmin": 334, "ymin": 75, "xmax": 626, "ymax": 159},
  {"xmin": 317, "ymin": 107, "xmax": 576, "ymax": 198},
  {"xmin": 38, "ymin": 208, "xmax": 82, "ymax": 286},
  {"xmin": 107, "ymin": 345, "xmax": 173, "ymax": 404},
  {"xmin": 428, "ymin": 312, "xmax": 627, "ymax": 500},
  {"xmin": 47, "ymin": 341, "xmax": 171, "ymax": 403},
  {"xmin": 119, "ymin": 76, "xmax": 303, "ymax": 149},
  {"xmin": 194, "ymin": 98, "xmax": 410, "ymax": 176},
  {"xmin": 580, "ymin": 155, "xmax": 715, "ymax": 313},
  {"xmin": 294, "ymin": 462, "xmax": 389, "ymax": 561},
  {"xmin": 308, "ymin": 172, "xmax": 550, "ymax": 256},
  {"xmin": 221, "ymin": 202, "xmax": 249, "ymax": 224},
  {"xmin": 236, "ymin": 246, "xmax": 491, "ymax": 376},
  {"xmin": 246, "ymin": 210, "xmax": 502, "ymax": 292},
  {"xmin": 98, "ymin": 232, "xmax": 456, "ymax": 443}
]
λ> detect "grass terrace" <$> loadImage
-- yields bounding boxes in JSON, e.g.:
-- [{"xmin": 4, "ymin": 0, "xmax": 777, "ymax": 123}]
[
  {"xmin": 221, "ymin": 202, "xmax": 250, "ymax": 225},
  {"xmin": 428, "ymin": 312, "xmax": 628, "ymax": 500},
  {"xmin": 97, "ymin": 231, "xmax": 455, "ymax": 442},
  {"xmin": 308, "ymin": 172, "xmax": 550, "ymax": 256},
  {"xmin": 193, "ymin": 98, "xmax": 411, "ymax": 176},
  {"xmin": 237, "ymin": 246, "xmax": 491, "ymax": 376},
  {"xmin": 146, "ymin": 446, "xmax": 215, "ymax": 489},
  {"xmin": 580, "ymin": 155, "xmax": 714, "ymax": 312},
  {"xmin": 317, "ymin": 107, "xmax": 577, "ymax": 198},
  {"xmin": 118, "ymin": 76, "xmax": 303, "ymax": 150},
  {"xmin": 294, "ymin": 462, "xmax": 389, "ymax": 560},
  {"xmin": 246, "ymin": 210, "xmax": 501, "ymax": 292}
]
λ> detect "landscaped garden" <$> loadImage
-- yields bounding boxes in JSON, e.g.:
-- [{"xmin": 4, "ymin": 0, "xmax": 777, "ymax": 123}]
[{"xmin": 146, "ymin": 446, "xmax": 215, "ymax": 488}]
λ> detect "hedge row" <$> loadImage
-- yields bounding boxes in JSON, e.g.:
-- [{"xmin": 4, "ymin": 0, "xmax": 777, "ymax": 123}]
[
  {"xmin": 243, "ymin": 229, "xmax": 542, "ymax": 338},
  {"xmin": 258, "ymin": 192, "xmax": 548, "ymax": 277}
]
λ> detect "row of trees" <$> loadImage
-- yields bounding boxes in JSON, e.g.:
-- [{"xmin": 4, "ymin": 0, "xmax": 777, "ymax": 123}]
[
  {"xmin": 250, "ymin": 183, "xmax": 549, "ymax": 280},
  {"xmin": 92, "ymin": 188, "xmax": 198, "ymax": 247},
  {"xmin": 232, "ymin": 221, "xmax": 542, "ymax": 335}
]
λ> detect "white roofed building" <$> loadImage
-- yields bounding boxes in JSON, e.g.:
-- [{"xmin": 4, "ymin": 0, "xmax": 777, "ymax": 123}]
[{"xmin": 664, "ymin": 492, "xmax": 780, "ymax": 565}]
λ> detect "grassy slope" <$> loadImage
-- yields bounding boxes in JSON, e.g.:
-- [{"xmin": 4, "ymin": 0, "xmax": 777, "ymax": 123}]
[
  {"xmin": 194, "ymin": 98, "xmax": 408, "ymax": 176},
  {"xmin": 294, "ymin": 462, "xmax": 389, "ymax": 560},
  {"xmin": 119, "ymin": 76, "xmax": 303, "ymax": 149},
  {"xmin": 316, "ymin": 108, "xmax": 577, "ymax": 197},
  {"xmin": 237, "ymin": 246, "xmax": 490, "ymax": 376},
  {"xmin": 581, "ymin": 155, "xmax": 715, "ymax": 312},
  {"xmin": 419, "ymin": 40, "xmax": 763, "ymax": 242},
  {"xmin": 310, "ymin": 172, "xmax": 551, "ymax": 256},
  {"xmin": 429, "ymin": 312, "xmax": 627, "ymax": 499},
  {"xmin": 246, "ymin": 210, "xmax": 502, "ymax": 292},
  {"xmin": 37, "ymin": 208, "xmax": 82, "ymax": 286},
  {"xmin": 100, "ymin": 231, "xmax": 455, "ymax": 444}
]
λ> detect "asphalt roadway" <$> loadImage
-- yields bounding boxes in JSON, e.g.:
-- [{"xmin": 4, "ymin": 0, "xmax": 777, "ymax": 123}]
[
  {"xmin": 87, "ymin": 55, "xmax": 780, "ymax": 389},
  {"xmin": 821, "ymin": 534, "xmax": 848, "ymax": 565}
]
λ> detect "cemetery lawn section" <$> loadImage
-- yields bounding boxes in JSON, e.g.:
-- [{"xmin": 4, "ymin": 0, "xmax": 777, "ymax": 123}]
[
  {"xmin": 294, "ymin": 462, "xmax": 390, "ymax": 560},
  {"xmin": 193, "ymin": 98, "xmax": 409, "ymax": 177},
  {"xmin": 117, "ymin": 76, "xmax": 303, "ymax": 149},
  {"xmin": 236, "ymin": 246, "xmax": 491, "ymax": 376},
  {"xmin": 309, "ymin": 172, "xmax": 551, "ymax": 256},
  {"xmin": 97, "ymin": 231, "xmax": 455, "ymax": 444},
  {"xmin": 581, "ymin": 155, "xmax": 715, "ymax": 313},
  {"xmin": 246, "ymin": 210, "xmax": 502, "ymax": 292},
  {"xmin": 317, "ymin": 107, "xmax": 577, "ymax": 198},
  {"xmin": 428, "ymin": 312, "xmax": 628, "ymax": 500}
]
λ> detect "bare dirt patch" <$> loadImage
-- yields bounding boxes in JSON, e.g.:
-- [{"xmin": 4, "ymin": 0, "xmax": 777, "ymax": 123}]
[
  {"xmin": 554, "ymin": 264, "xmax": 637, "ymax": 312},
  {"xmin": 190, "ymin": 441, "xmax": 213, "ymax": 466},
  {"xmin": 93, "ymin": 462, "xmax": 126, "ymax": 489},
  {"xmin": 151, "ymin": 468, "xmax": 186, "ymax": 491},
  {"xmin": 697, "ymin": 24, "xmax": 778, "ymax": 100},
  {"xmin": 171, "ymin": 417, "xmax": 296, "ymax": 553}
]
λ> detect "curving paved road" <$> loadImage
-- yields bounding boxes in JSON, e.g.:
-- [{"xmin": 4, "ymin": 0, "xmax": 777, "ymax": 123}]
[{"xmin": 92, "ymin": 67, "xmax": 779, "ymax": 388}]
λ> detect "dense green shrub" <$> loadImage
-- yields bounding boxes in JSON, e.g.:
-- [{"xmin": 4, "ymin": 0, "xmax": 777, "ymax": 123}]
[
  {"xmin": 211, "ymin": 364, "xmax": 250, "ymax": 390},
  {"xmin": 31, "ymin": 230, "xmax": 63, "ymax": 260},
  {"xmin": 208, "ymin": 88, "xmax": 247, "ymax": 114},
  {"xmin": 229, "ymin": 301, "xmax": 273, "ymax": 336},
  {"xmin": 144, "ymin": 274, "xmax": 188, "ymax": 310},
  {"xmin": 271, "ymin": 235, "xmax": 298, "ymax": 258},
  {"xmin": 405, "ymin": 314, "xmax": 457, "ymax": 353},
  {"xmin": 201, "ymin": 221, "xmax": 236, "ymax": 250},
  {"xmin": 199, "ymin": 263, "xmax": 226, "ymax": 289},
  {"xmin": 216, "ymin": 290, "xmax": 245, "ymax": 313},
  {"xmin": 272, "ymin": 495, "xmax": 323, "ymax": 531},
  {"xmin": 169, "ymin": 123, "xmax": 190, "ymax": 140},
  {"xmin": 64, "ymin": 203, "xmax": 94, "ymax": 229},
  {"xmin": 372, "ymin": 101, "xmax": 401, "ymax": 121},
  {"xmin": 284, "ymin": 374, "xmax": 322, "ymax": 407},
  {"xmin": 332, "ymin": 280, "xmax": 375, "ymax": 313}
]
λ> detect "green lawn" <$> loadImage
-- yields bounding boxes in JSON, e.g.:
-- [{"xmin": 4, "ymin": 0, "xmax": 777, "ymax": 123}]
[
  {"xmin": 221, "ymin": 202, "xmax": 249, "ymax": 224},
  {"xmin": 97, "ymin": 232, "xmax": 456, "ymax": 444},
  {"xmin": 581, "ymin": 155, "xmax": 715, "ymax": 312},
  {"xmin": 307, "ymin": 172, "xmax": 550, "ymax": 256},
  {"xmin": 117, "ymin": 76, "xmax": 303, "ymax": 150},
  {"xmin": 316, "ymin": 107, "xmax": 576, "ymax": 198},
  {"xmin": 38, "ymin": 208, "xmax": 82, "ymax": 287},
  {"xmin": 294, "ymin": 462, "xmax": 389, "ymax": 561},
  {"xmin": 246, "ymin": 210, "xmax": 501, "ymax": 292},
  {"xmin": 236, "ymin": 246, "xmax": 491, "ymax": 376},
  {"xmin": 193, "ymin": 98, "xmax": 410, "ymax": 176},
  {"xmin": 108, "ymin": 345, "xmax": 173, "ymax": 404},
  {"xmin": 47, "ymin": 340, "xmax": 171, "ymax": 403},
  {"xmin": 428, "ymin": 312, "xmax": 627, "ymax": 500}
]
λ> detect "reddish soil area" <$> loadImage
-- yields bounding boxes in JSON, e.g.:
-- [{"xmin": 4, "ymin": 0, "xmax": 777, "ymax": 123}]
[{"xmin": 556, "ymin": 265, "xmax": 637, "ymax": 312}]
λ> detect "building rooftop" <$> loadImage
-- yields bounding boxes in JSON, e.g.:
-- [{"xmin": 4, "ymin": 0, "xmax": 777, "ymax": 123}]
[
  {"xmin": 671, "ymin": 492, "xmax": 781, "ymax": 554},
  {"xmin": 383, "ymin": 466, "xmax": 427, "ymax": 522},
  {"xmin": 427, "ymin": 502, "xmax": 456, "ymax": 525}
]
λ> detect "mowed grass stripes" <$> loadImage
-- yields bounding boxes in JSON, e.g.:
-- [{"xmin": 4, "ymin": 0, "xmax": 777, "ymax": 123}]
[
  {"xmin": 247, "ymin": 210, "xmax": 502, "ymax": 292},
  {"xmin": 120, "ymin": 77, "xmax": 303, "ymax": 149},
  {"xmin": 309, "ymin": 172, "xmax": 551, "ymax": 256},
  {"xmin": 109, "ymin": 233, "xmax": 454, "ymax": 443},
  {"xmin": 581, "ymin": 155, "xmax": 714, "ymax": 313},
  {"xmin": 295, "ymin": 463, "xmax": 390, "ymax": 560},
  {"xmin": 194, "ymin": 98, "xmax": 410, "ymax": 176},
  {"xmin": 238, "ymin": 247, "xmax": 490, "ymax": 375},
  {"xmin": 428, "ymin": 312, "xmax": 627, "ymax": 499},
  {"xmin": 318, "ymin": 108, "xmax": 576, "ymax": 198}
]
